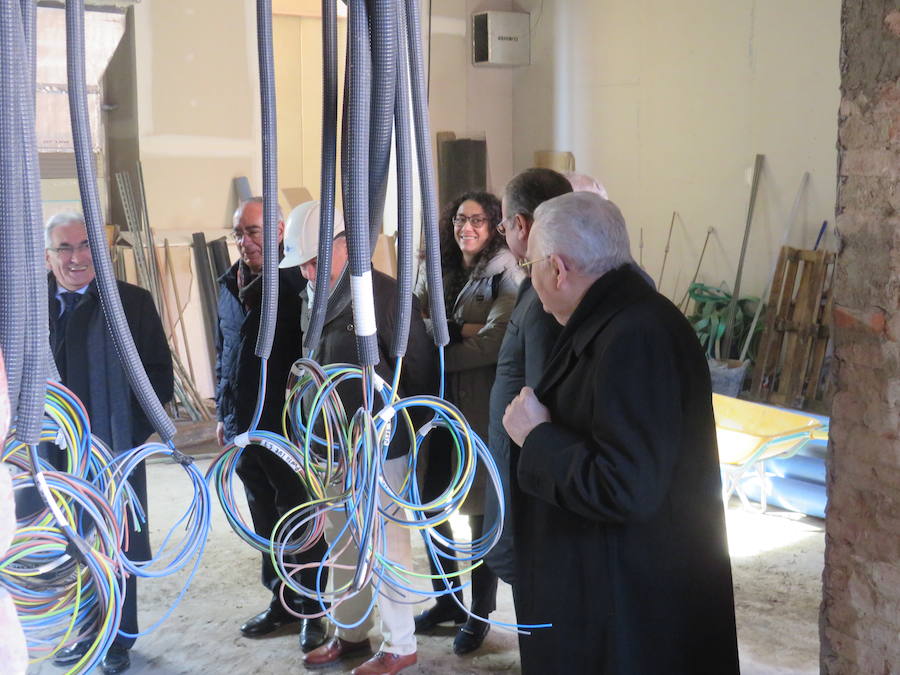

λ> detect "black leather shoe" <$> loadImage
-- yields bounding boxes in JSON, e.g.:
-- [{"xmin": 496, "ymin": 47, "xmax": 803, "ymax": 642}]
[
  {"xmin": 414, "ymin": 603, "xmax": 467, "ymax": 633},
  {"xmin": 299, "ymin": 617, "xmax": 328, "ymax": 652},
  {"xmin": 101, "ymin": 645, "xmax": 131, "ymax": 675},
  {"xmin": 240, "ymin": 606, "xmax": 299, "ymax": 637},
  {"xmin": 52, "ymin": 639, "xmax": 93, "ymax": 667},
  {"xmin": 453, "ymin": 619, "xmax": 490, "ymax": 655}
]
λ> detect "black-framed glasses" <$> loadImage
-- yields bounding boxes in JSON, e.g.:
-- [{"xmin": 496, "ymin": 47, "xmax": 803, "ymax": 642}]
[
  {"xmin": 518, "ymin": 255, "xmax": 549, "ymax": 270},
  {"xmin": 48, "ymin": 241, "xmax": 91, "ymax": 257},
  {"xmin": 452, "ymin": 214, "xmax": 490, "ymax": 228}
]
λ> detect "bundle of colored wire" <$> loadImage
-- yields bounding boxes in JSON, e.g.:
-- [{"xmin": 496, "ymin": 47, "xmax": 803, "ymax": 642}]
[
  {"xmin": 2, "ymin": 469, "xmax": 124, "ymax": 673},
  {"xmin": 1, "ymin": 381, "xmax": 213, "ymax": 669},
  {"xmin": 245, "ymin": 355, "xmax": 547, "ymax": 634}
]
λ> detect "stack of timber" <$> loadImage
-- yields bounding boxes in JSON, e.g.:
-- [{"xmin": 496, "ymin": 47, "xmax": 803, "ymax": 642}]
[
  {"xmin": 114, "ymin": 165, "xmax": 213, "ymax": 422},
  {"xmin": 750, "ymin": 245, "xmax": 834, "ymax": 414}
]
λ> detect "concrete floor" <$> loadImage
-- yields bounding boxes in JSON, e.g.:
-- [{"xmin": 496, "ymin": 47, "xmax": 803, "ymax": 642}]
[{"xmin": 30, "ymin": 455, "xmax": 824, "ymax": 674}]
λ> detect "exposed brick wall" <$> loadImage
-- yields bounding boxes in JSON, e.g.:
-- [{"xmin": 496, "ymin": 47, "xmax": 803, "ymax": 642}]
[{"xmin": 822, "ymin": 1, "xmax": 900, "ymax": 672}]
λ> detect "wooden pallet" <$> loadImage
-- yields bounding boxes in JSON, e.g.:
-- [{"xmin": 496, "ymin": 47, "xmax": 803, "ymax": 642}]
[{"xmin": 750, "ymin": 246, "xmax": 834, "ymax": 413}]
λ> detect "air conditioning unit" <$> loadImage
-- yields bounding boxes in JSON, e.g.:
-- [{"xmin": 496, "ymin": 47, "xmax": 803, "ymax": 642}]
[{"xmin": 472, "ymin": 11, "xmax": 530, "ymax": 67}]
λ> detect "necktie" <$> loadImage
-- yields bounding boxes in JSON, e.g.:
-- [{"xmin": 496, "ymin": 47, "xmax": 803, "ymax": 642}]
[{"xmin": 56, "ymin": 291, "xmax": 81, "ymax": 347}]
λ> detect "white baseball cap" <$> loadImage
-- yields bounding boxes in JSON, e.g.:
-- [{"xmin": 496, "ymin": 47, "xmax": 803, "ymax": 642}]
[{"xmin": 279, "ymin": 200, "xmax": 345, "ymax": 268}]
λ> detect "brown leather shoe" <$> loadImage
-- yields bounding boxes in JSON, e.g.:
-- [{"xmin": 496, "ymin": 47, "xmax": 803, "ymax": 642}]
[
  {"xmin": 303, "ymin": 637, "xmax": 372, "ymax": 670},
  {"xmin": 351, "ymin": 651, "xmax": 417, "ymax": 675}
]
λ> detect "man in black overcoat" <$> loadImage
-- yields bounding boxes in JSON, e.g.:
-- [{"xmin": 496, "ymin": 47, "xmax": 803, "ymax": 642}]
[
  {"xmin": 45, "ymin": 212, "xmax": 173, "ymax": 675},
  {"xmin": 215, "ymin": 198, "xmax": 327, "ymax": 651},
  {"xmin": 503, "ymin": 192, "xmax": 740, "ymax": 675}
]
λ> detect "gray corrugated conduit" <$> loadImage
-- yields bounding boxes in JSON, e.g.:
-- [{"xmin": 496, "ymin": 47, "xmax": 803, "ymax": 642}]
[
  {"xmin": 0, "ymin": 0, "xmax": 27, "ymax": 428},
  {"xmin": 304, "ymin": 0, "xmax": 340, "ymax": 355},
  {"xmin": 65, "ymin": 0, "xmax": 175, "ymax": 442},
  {"xmin": 391, "ymin": 0, "xmax": 414, "ymax": 358},
  {"xmin": 403, "ymin": 0, "xmax": 447, "ymax": 346},
  {"xmin": 346, "ymin": 0, "xmax": 379, "ymax": 366},
  {"xmin": 253, "ymin": 0, "xmax": 280, "ymax": 360},
  {"xmin": 366, "ymin": 0, "xmax": 398, "ymax": 247},
  {"xmin": 17, "ymin": 0, "xmax": 50, "ymax": 445}
]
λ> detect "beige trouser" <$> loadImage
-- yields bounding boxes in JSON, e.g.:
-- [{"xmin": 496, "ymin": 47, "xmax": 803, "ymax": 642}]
[{"xmin": 324, "ymin": 456, "xmax": 416, "ymax": 655}]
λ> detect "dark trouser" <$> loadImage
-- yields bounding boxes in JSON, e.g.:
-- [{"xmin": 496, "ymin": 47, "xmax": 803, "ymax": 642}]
[
  {"xmin": 422, "ymin": 428, "xmax": 498, "ymax": 620},
  {"xmin": 236, "ymin": 444, "xmax": 328, "ymax": 613},
  {"xmin": 118, "ymin": 461, "xmax": 150, "ymax": 650}
]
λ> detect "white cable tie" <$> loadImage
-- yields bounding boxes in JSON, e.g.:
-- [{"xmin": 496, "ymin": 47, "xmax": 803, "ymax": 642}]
[
  {"xmin": 350, "ymin": 271, "xmax": 377, "ymax": 337},
  {"xmin": 373, "ymin": 373, "xmax": 388, "ymax": 392},
  {"xmin": 234, "ymin": 432, "xmax": 250, "ymax": 448},
  {"xmin": 376, "ymin": 405, "xmax": 397, "ymax": 423},
  {"xmin": 55, "ymin": 429, "xmax": 67, "ymax": 449}
]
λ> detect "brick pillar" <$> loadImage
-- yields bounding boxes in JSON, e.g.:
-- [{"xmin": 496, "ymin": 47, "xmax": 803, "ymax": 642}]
[{"xmin": 822, "ymin": 2, "xmax": 900, "ymax": 672}]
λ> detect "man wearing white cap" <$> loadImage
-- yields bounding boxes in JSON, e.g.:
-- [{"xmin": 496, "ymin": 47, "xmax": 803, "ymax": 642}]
[{"xmin": 282, "ymin": 201, "xmax": 436, "ymax": 675}]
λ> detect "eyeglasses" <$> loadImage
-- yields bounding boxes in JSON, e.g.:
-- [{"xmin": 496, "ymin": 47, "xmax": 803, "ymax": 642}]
[
  {"xmin": 518, "ymin": 255, "xmax": 549, "ymax": 270},
  {"xmin": 231, "ymin": 226, "xmax": 263, "ymax": 242},
  {"xmin": 452, "ymin": 214, "xmax": 490, "ymax": 228},
  {"xmin": 496, "ymin": 216, "xmax": 513, "ymax": 235},
  {"xmin": 48, "ymin": 241, "xmax": 91, "ymax": 257}
]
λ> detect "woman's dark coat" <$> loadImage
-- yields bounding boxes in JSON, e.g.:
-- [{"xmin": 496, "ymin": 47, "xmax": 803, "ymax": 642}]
[{"xmin": 513, "ymin": 266, "xmax": 739, "ymax": 675}]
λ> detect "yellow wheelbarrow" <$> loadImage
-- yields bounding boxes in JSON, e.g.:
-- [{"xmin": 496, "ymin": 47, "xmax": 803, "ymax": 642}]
[{"xmin": 712, "ymin": 394, "xmax": 829, "ymax": 513}]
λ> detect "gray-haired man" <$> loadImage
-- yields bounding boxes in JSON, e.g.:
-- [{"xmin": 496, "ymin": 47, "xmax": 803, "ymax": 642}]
[
  {"xmin": 45, "ymin": 212, "xmax": 173, "ymax": 675},
  {"xmin": 502, "ymin": 192, "xmax": 739, "ymax": 674}
]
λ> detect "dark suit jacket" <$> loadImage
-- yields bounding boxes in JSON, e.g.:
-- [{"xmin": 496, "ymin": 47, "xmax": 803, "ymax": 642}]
[
  {"xmin": 513, "ymin": 266, "xmax": 739, "ymax": 675},
  {"xmin": 49, "ymin": 276, "xmax": 173, "ymax": 449},
  {"xmin": 484, "ymin": 279, "xmax": 562, "ymax": 582}
]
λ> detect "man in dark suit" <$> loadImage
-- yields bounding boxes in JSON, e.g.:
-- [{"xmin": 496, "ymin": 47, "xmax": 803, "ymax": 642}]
[
  {"xmin": 45, "ymin": 212, "xmax": 173, "ymax": 675},
  {"xmin": 502, "ymin": 192, "xmax": 740, "ymax": 674},
  {"xmin": 482, "ymin": 168, "xmax": 572, "ymax": 584},
  {"xmin": 214, "ymin": 198, "xmax": 327, "ymax": 652}
]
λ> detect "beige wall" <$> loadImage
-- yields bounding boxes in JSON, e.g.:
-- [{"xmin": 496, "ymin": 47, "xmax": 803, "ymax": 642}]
[
  {"xmin": 511, "ymin": 0, "xmax": 841, "ymax": 301},
  {"xmin": 133, "ymin": 0, "xmax": 260, "ymax": 232},
  {"xmin": 273, "ymin": 13, "xmax": 347, "ymax": 214}
]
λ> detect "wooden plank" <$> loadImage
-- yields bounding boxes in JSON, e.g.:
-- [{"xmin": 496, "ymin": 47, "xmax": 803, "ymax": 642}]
[
  {"xmin": 751, "ymin": 246, "xmax": 791, "ymax": 399},
  {"xmin": 783, "ymin": 250, "xmax": 828, "ymax": 407},
  {"xmin": 750, "ymin": 245, "xmax": 835, "ymax": 412},
  {"xmin": 803, "ymin": 253, "xmax": 835, "ymax": 408}
]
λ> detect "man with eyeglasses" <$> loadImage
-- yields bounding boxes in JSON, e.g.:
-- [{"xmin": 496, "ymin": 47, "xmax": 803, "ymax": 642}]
[
  {"xmin": 483, "ymin": 168, "xmax": 573, "ymax": 587},
  {"xmin": 501, "ymin": 192, "xmax": 738, "ymax": 674},
  {"xmin": 214, "ymin": 197, "xmax": 329, "ymax": 652},
  {"xmin": 45, "ymin": 211, "xmax": 173, "ymax": 675}
]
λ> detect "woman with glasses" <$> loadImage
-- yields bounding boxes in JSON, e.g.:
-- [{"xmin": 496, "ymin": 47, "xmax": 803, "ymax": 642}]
[{"xmin": 413, "ymin": 191, "xmax": 524, "ymax": 655}]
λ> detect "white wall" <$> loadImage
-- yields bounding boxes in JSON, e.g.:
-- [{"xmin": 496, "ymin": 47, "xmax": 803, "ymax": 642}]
[
  {"xmin": 429, "ymin": 0, "xmax": 516, "ymax": 195},
  {"xmin": 512, "ymin": 0, "xmax": 841, "ymax": 301}
]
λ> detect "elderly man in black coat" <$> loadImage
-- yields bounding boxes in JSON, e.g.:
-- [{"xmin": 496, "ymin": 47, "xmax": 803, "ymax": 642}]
[
  {"xmin": 44, "ymin": 212, "xmax": 173, "ymax": 675},
  {"xmin": 503, "ymin": 192, "xmax": 740, "ymax": 675},
  {"xmin": 215, "ymin": 198, "xmax": 328, "ymax": 651}
]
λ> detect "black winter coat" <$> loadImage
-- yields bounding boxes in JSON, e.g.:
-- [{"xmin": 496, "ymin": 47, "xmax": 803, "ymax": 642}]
[
  {"xmin": 216, "ymin": 262, "xmax": 306, "ymax": 439},
  {"xmin": 300, "ymin": 270, "xmax": 437, "ymax": 459},
  {"xmin": 514, "ymin": 266, "xmax": 739, "ymax": 675},
  {"xmin": 49, "ymin": 277, "xmax": 173, "ymax": 450}
]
